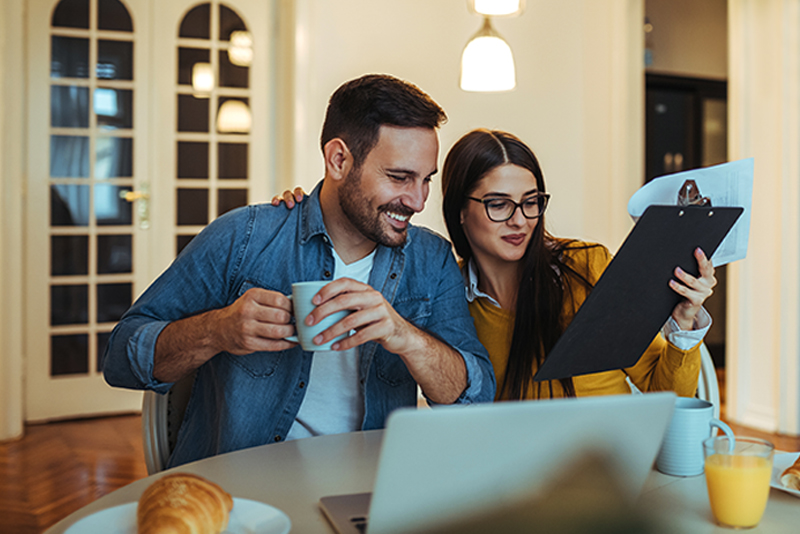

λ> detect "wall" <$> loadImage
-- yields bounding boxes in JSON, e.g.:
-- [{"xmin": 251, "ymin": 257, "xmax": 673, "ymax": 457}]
[
  {"xmin": 285, "ymin": 0, "xmax": 644, "ymax": 252},
  {"xmin": 645, "ymin": 0, "xmax": 727, "ymax": 79},
  {"xmin": 0, "ymin": 0, "xmax": 26, "ymax": 441}
]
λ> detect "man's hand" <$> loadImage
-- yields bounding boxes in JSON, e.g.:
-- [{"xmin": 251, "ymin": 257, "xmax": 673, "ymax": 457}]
[
  {"xmin": 305, "ymin": 278, "xmax": 467, "ymax": 403},
  {"xmin": 211, "ymin": 288, "xmax": 297, "ymax": 354},
  {"xmin": 669, "ymin": 247, "xmax": 716, "ymax": 331},
  {"xmin": 153, "ymin": 288, "xmax": 296, "ymax": 383}
]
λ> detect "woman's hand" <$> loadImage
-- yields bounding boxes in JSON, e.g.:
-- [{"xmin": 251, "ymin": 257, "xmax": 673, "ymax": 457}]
[
  {"xmin": 669, "ymin": 247, "xmax": 716, "ymax": 330},
  {"xmin": 271, "ymin": 187, "xmax": 306, "ymax": 209}
]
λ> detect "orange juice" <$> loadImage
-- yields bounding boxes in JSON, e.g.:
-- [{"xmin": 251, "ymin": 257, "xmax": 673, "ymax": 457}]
[{"xmin": 704, "ymin": 454, "xmax": 772, "ymax": 528}]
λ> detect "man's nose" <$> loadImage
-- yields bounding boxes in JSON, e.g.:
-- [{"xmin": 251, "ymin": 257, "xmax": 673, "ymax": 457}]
[{"xmin": 405, "ymin": 181, "xmax": 428, "ymax": 213}]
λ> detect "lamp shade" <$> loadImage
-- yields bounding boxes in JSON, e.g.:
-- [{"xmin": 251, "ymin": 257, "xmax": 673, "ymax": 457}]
[
  {"xmin": 192, "ymin": 62, "xmax": 214, "ymax": 97},
  {"xmin": 460, "ymin": 18, "xmax": 516, "ymax": 92},
  {"xmin": 217, "ymin": 100, "xmax": 252, "ymax": 133},
  {"xmin": 470, "ymin": 0, "xmax": 524, "ymax": 17}
]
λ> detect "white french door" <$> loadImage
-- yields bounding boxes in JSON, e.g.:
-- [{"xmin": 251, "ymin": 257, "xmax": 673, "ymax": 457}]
[{"xmin": 25, "ymin": 0, "xmax": 271, "ymax": 421}]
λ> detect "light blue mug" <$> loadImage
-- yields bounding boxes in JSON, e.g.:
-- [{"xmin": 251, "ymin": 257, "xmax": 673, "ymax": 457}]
[{"xmin": 286, "ymin": 281, "xmax": 351, "ymax": 351}]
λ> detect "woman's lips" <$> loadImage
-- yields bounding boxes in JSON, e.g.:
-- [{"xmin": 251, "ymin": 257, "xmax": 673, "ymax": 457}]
[{"xmin": 501, "ymin": 234, "xmax": 526, "ymax": 246}]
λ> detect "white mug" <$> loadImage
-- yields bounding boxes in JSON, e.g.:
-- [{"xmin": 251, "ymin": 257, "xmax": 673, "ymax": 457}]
[
  {"xmin": 285, "ymin": 281, "xmax": 351, "ymax": 351},
  {"xmin": 656, "ymin": 397, "xmax": 735, "ymax": 477}
]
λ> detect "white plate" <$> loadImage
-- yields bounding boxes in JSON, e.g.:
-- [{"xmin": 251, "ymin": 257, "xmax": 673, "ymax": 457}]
[
  {"xmin": 770, "ymin": 452, "xmax": 800, "ymax": 498},
  {"xmin": 64, "ymin": 497, "xmax": 291, "ymax": 534}
]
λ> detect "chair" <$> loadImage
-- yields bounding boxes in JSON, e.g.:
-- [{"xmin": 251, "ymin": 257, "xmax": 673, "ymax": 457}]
[
  {"xmin": 696, "ymin": 343, "xmax": 721, "ymax": 419},
  {"xmin": 141, "ymin": 370, "xmax": 196, "ymax": 475}
]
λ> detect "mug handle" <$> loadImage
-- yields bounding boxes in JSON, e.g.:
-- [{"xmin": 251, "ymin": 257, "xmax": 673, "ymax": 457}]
[
  {"xmin": 285, "ymin": 294, "xmax": 298, "ymax": 343},
  {"xmin": 710, "ymin": 418, "xmax": 736, "ymax": 452}
]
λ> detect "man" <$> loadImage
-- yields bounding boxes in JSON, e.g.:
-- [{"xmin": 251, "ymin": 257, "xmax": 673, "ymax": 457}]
[{"xmin": 103, "ymin": 74, "xmax": 496, "ymax": 468}]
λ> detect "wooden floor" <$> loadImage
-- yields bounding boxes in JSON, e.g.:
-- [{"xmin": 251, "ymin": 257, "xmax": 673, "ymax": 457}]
[{"xmin": 1, "ymin": 398, "xmax": 799, "ymax": 533}]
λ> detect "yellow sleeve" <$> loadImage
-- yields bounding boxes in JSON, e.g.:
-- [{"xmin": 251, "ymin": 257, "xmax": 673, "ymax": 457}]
[{"xmin": 624, "ymin": 332, "xmax": 702, "ymax": 397}]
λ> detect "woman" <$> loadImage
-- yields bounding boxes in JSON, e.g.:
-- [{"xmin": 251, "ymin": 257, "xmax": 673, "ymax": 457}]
[
  {"xmin": 441, "ymin": 129, "xmax": 713, "ymax": 400},
  {"xmin": 272, "ymin": 128, "xmax": 715, "ymax": 401}
]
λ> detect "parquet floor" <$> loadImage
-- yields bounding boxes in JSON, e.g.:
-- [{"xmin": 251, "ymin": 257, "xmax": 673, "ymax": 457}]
[
  {"xmin": 0, "ymin": 414, "xmax": 148, "ymax": 534},
  {"xmin": 1, "ymin": 388, "xmax": 799, "ymax": 534}
]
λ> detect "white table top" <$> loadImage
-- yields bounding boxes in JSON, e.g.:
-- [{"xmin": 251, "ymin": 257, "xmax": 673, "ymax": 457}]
[{"xmin": 45, "ymin": 430, "xmax": 800, "ymax": 533}]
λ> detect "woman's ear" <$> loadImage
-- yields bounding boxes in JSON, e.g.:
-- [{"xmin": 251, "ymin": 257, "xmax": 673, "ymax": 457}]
[{"xmin": 323, "ymin": 138, "xmax": 352, "ymax": 181}]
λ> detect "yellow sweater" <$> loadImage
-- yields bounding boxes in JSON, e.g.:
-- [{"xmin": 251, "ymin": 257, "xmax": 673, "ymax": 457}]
[{"xmin": 468, "ymin": 241, "xmax": 702, "ymax": 401}]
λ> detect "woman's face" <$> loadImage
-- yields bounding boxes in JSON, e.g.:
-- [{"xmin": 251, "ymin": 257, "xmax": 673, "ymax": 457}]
[{"xmin": 461, "ymin": 163, "xmax": 541, "ymax": 265}]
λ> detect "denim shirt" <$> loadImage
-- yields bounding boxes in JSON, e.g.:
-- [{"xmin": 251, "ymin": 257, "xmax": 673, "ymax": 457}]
[{"xmin": 103, "ymin": 183, "xmax": 495, "ymax": 467}]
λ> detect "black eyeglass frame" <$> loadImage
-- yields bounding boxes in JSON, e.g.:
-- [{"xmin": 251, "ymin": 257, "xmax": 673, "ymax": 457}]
[{"xmin": 467, "ymin": 193, "xmax": 551, "ymax": 223}]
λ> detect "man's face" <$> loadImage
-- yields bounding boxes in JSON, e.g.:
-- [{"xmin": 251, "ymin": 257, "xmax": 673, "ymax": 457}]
[{"xmin": 338, "ymin": 126, "xmax": 439, "ymax": 248}]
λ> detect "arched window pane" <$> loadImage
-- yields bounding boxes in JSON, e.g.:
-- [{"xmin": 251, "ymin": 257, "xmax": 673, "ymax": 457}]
[
  {"xmin": 178, "ymin": 48, "xmax": 210, "ymax": 85},
  {"xmin": 219, "ymin": 4, "xmax": 247, "ymax": 41},
  {"xmin": 51, "ymin": 36, "xmax": 89, "ymax": 79},
  {"xmin": 218, "ymin": 49, "xmax": 248, "ymax": 88},
  {"xmin": 179, "ymin": 3, "xmax": 210, "ymax": 39},
  {"xmin": 98, "ymin": 0, "xmax": 133, "ymax": 32},
  {"xmin": 98, "ymin": 40, "xmax": 133, "ymax": 80},
  {"xmin": 52, "ymin": 0, "xmax": 89, "ymax": 29}
]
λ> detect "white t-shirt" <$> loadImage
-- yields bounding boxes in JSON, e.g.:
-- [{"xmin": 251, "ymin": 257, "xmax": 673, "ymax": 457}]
[{"xmin": 285, "ymin": 248, "xmax": 375, "ymax": 440}]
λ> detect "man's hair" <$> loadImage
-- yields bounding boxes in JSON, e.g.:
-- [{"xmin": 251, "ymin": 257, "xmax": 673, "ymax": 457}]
[{"xmin": 320, "ymin": 74, "xmax": 447, "ymax": 170}]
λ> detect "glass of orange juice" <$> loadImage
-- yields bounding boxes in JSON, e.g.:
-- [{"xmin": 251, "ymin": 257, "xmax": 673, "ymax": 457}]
[{"xmin": 703, "ymin": 436, "xmax": 774, "ymax": 529}]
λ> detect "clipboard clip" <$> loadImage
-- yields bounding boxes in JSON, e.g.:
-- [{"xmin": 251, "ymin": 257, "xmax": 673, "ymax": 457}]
[{"xmin": 677, "ymin": 179, "xmax": 712, "ymax": 207}]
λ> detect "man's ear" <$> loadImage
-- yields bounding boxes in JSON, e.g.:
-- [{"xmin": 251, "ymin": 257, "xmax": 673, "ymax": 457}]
[{"xmin": 323, "ymin": 138, "xmax": 352, "ymax": 181}]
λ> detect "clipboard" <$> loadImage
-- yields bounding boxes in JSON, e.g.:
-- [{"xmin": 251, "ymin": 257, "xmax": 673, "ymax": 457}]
[{"xmin": 533, "ymin": 205, "xmax": 743, "ymax": 382}]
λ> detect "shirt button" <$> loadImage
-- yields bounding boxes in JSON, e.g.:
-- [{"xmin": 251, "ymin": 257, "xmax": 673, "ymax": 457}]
[
  {"xmin": 324, "ymin": 271, "xmax": 332, "ymax": 278},
  {"xmin": 390, "ymin": 273, "xmax": 397, "ymax": 279},
  {"xmin": 274, "ymin": 435, "xmax": 282, "ymax": 442},
  {"xmin": 299, "ymin": 381, "xmax": 305, "ymax": 389}
]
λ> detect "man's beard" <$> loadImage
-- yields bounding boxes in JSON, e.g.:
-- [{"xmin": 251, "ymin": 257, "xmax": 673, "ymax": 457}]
[{"xmin": 338, "ymin": 166, "xmax": 414, "ymax": 248}]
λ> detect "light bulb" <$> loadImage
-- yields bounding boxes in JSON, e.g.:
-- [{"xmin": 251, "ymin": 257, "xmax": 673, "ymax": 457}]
[
  {"xmin": 217, "ymin": 100, "xmax": 252, "ymax": 133},
  {"xmin": 192, "ymin": 63, "xmax": 214, "ymax": 97}
]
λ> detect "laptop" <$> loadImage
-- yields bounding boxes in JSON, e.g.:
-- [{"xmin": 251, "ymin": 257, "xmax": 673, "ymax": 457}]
[{"xmin": 319, "ymin": 392, "xmax": 676, "ymax": 534}]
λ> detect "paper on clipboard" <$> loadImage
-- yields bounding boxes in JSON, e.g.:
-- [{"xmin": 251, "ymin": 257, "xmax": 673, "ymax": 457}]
[{"xmin": 627, "ymin": 159, "xmax": 753, "ymax": 266}]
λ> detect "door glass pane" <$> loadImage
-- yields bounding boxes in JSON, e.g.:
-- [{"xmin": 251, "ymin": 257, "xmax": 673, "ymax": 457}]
[
  {"xmin": 95, "ymin": 184, "xmax": 133, "ymax": 226},
  {"xmin": 179, "ymin": 4, "xmax": 210, "ymax": 39},
  {"xmin": 178, "ymin": 141, "xmax": 209, "ymax": 178},
  {"xmin": 178, "ymin": 95, "xmax": 209, "ymax": 132},
  {"xmin": 51, "ymin": 86, "xmax": 89, "ymax": 128},
  {"xmin": 177, "ymin": 188, "xmax": 208, "ymax": 225},
  {"xmin": 51, "ymin": 334, "xmax": 89, "ymax": 376},
  {"xmin": 51, "ymin": 235, "xmax": 89, "ymax": 276},
  {"xmin": 51, "ymin": 284, "xmax": 88, "ymax": 325},
  {"xmin": 97, "ymin": 332, "xmax": 111, "ymax": 372},
  {"xmin": 178, "ymin": 48, "xmax": 210, "ymax": 85},
  {"xmin": 52, "ymin": 0, "xmax": 89, "ymax": 29},
  {"xmin": 50, "ymin": 135, "xmax": 90, "ymax": 177},
  {"xmin": 218, "ymin": 143, "xmax": 247, "ymax": 178},
  {"xmin": 97, "ymin": 234, "xmax": 132, "ymax": 274},
  {"xmin": 51, "ymin": 185, "xmax": 90, "ymax": 226},
  {"xmin": 97, "ymin": 40, "xmax": 133, "ymax": 80},
  {"xmin": 218, "ymin": 188, "xmax": 247, "ymax": 216},
  {"xmin": 97, "ymin": 282, "xmax": 131, "ymax": 323},
  {"xmin": 217, "ymin": 97, "xmax": 249, "ymax": 134},
  {"xmin": 98, "ymin": 0, "xmax": 134, "ymax": 32},
  {"xmin": 96, "ymin": 137, "xmax": 133, "ymax": 178},
  {"xmin": 95, "ymin": 88, "xmax": 133, "ymax": 130},
  {"xmin": 219, "ymin": 5, "xmax": 247, "ymax": 41},
  {"xmin": 51, "ymin": 36, "xmax": 89, "ymax": 79},
  {"xmin": 177, "ymin": 235, "xmax": 196, "ymax": 255},
  {"xmin": 218, "ymin": 50, "xmax": 248, "ymax": 88}
]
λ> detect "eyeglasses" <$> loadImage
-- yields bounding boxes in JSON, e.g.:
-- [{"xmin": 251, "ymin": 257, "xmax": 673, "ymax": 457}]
[{"xmin": 467, "ymin": 194, "xmax": 550, "ymax": 222}]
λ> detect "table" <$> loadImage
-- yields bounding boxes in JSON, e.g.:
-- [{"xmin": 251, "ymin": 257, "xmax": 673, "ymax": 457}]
[{"xmin": 45, "ymin": 430, "xmax": 799, "ymax": 533}]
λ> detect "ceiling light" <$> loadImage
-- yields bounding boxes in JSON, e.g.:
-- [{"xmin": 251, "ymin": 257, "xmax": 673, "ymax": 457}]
[
  {"xmin": 460, "ymin": 18, "xmax": 516, "ymax": 92},
  {"xmin": 470, "ymin": 0, "xmax": 524, "ymax": 17},
  {"xmin": 192, "ymin": 63, "xmax": 214, "ymax": 98}
]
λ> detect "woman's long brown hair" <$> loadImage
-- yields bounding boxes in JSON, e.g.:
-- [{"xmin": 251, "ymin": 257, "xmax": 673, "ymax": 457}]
[{"xmin": 442, "ymin": 129, "xmax": 596, "ymax": 399}]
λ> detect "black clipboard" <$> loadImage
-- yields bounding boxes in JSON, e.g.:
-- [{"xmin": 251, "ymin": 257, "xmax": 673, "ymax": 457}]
[{"xmin": 533, "ymin": 205, "xmax": 743, "ymax": 382}]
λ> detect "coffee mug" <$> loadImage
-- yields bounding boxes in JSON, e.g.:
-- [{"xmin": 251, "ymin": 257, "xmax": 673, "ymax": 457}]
[
  {"xmin": 285, "ymin": 281, "xmax": 351, "ymax": 351},
  {"xmin": 656, "ymin": 397, "xmax": 735, "ymax": 477}
]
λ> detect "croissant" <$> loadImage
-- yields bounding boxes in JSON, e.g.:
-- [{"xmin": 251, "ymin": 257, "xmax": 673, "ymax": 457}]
[
  {"xmin": 780, "ymin": 454, "xmax": 800, "ymax": 491},
  {"xmin": 137, "ymin": 473, "xmax": 234, "ymax": 534}
]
